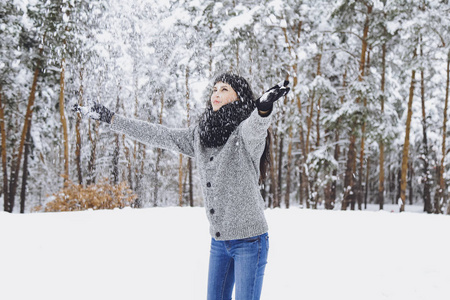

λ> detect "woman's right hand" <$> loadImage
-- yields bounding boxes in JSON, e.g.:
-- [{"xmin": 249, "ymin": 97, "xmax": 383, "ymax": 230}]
[{"xmin": 73, "ymin": 102, "xmax": 115, "ymax": 124}]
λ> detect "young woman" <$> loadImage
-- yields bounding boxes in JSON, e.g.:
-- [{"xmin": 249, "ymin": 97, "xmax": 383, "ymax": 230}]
[{"xmin": 74, "ymin": 73, "xmax": 290, "ymax": 300}]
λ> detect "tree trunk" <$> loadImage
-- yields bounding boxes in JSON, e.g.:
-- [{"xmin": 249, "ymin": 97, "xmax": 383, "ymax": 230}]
[
  {"xmin": 283, "ymin": 21, "xmax": 307, "ymax": 208},
  {"xmin": 153, "ymin": 148, "xmax": 162, "ymax": 206},
  {"xmin": 389, "ymin": 165, "xmax": 395, "ymax": 203},
  {"xmin": 364, "ymin": 156, "xmax": 370, "ymax": 209},
  {"xmin": 186, "ymin": 68, "xmax": 194, "ymax": 207},
  {"xmin": 188, "ymin": 157, "xmax": 193, "ymax": 207},
  {"xmin": 342, "ymin": 133, "xmax": 357, "ymax": 210},
  {"xmin": 59, "ymin": 57, "xmax": 69, "ymax": 185},
  {"xmin": 136, "ymin": 143, "xmax": 146, "ymax": 208},
  {"xmin": 87, "ymin": 120, "xmax": 98, "ymax": 185},
  {"xmin": 112, "ymin": 91, "xmax": 121, "ymax": 185},
  {"xmin": 123, "ymin": 138, "xmax": 132, "ymax": 189},
  {"xmin": 269, "ymin": 127, "xmax": 278, "ymax": 208},
  {"xmin": 75, "ymin": 68, "xmax": 84, "ymax": 185},
  {"xmin": 278, "ymin": 134, "xmax": 283, "ymax": 206},
  {"xmin": 379, "ymin": 43, "xmax": 386, "ymax": 210},
  {"xmin": 396, "ymin": 167, "xmax": 401, "ymax": 205},
  {"xmin": 132, "ymin": 75, "xmax": 143, "ymax": 207},
  {"xmin": 328, "ymin": 125, "xmax": 339, "ymax": 210},
  {"xmin": 419, "ymin": 41, "xmax": 432, "ymax": 213},
  {"xmin": 304, "ymin": 46, "xmax": 323, "ymax": 208},
  {"xmin": 408, "ymin": 160, "xmax": 413, "ymax": 205},
  {"xmin": 112, "ymin": 134, "xmax": 120, "ymax": 185},
  {"xmin": 153, "ymin": 93, "xmax": 165, "ymax": 206},
  {"xmin": 312, "ymin": 93, "xmax": 322, "ymax": 209},
  {"xmin": 179, "ymin": 66, "xmax": 191, "ymax": 207},
  {"xmin": 357, "ymin": 48, "xmax": 371, "ymax": 210},
  {"xmin": 8, "ymin": 40, "xmax": 44, "ymax": 212},
  {"xmin": 446, "ymin": 53, "xmax": 450, "ymax": 215},
  {"xmin": 133, "ymin": 143, "xmax": 138, "ymax": 189},
  {"xmin": 297, "ymin": 91, "xmax": 309, "ymax": 208},
  {"xmin": 178, "ymin": 154, "xmax": 183, "ymax": 206},
  {"xmin": 208, "ymin": 21, "xmax": 213, "ymax": 76},
  {"xmin": 132, "ymin": 72, "xmax": 138, "ymax": 198},
  {"xmin": 400, "ymin": 48, "xmax": 417, "ymax": 212},
  {"xmin": 329, "ymin": 71, "xmax": 347, "ymax": 210},
  {"xmin": 284, "ymin": 125, "xmax": 293, "ymax": 209},
  {"xmin": 306, "ymin": 90, "xmax": 314, "ymax": 156},
  {"xmin": 342, "ymin": 4, "xmax": 372, "ymax": 210},
  {"xmin": 273, "ymin": 129, "xmax": 280, "ymax": 208},
  {"xmin": 20, "ymin": 121, "xmax": 32, "ymax": 213},
  {"xmin": 0, "ymin": 86, "xmax": 9, "ymax": 211},
  {"xmin": 438, "ymin": 52, "xmax": 450, "ymax": 214},
  {"xmin": 328, "ymin": 141, "xmax": 338, "ymax": 209},
  {"xmin": 316, "ymin": 96, "xmax": 321, "ymax": 149}
]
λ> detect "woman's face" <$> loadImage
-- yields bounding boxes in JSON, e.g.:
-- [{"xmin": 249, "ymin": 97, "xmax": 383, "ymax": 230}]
[{"xmin": 211, "ymin": 82, "xmax": 238, "ymax": 111}]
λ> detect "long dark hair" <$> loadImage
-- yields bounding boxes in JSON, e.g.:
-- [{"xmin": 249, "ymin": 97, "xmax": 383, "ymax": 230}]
[
  {"xmin": 259, "ymin": 129, "xmax": 271, "ymax": 184},
  {"xmin": 201, "ymin": 73, "xmax": 271, "ymax": 183}
]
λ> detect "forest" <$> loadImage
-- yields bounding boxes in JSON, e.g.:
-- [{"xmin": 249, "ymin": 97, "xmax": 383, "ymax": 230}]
[{"xmin": 1, "ymin": 0, "xmax": 450, "ymax": 214}]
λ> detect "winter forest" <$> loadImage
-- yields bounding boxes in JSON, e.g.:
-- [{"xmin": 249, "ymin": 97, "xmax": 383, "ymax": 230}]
[{"xmin": 1, "ymin": 0, "xmax": 450, "ymax": 214}]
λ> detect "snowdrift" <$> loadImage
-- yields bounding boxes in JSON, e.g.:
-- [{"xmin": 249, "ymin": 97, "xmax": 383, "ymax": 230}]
[{"xmin": 1, "ymin": 207, "xmax": 449, "ymax": 300}]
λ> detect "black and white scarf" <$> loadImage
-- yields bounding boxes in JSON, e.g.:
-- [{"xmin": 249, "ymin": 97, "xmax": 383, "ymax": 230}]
[{"xmin": 198, "ymin": 101, "xmax": 255, "ymax": 148}]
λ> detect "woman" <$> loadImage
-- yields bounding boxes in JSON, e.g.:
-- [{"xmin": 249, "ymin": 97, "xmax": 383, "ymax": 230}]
[{"xmin": 74, "ymin": 73, "xmax": 290, "ymax": 300}]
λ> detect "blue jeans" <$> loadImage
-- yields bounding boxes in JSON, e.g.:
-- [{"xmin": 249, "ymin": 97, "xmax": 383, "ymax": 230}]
[{"xmin": 207, "ymin": 232, "xmax": 269, "ymax": 300}]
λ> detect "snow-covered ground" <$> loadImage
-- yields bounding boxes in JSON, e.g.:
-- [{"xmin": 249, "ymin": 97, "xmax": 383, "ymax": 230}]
[{"xmin": 1, "ymin": 206, "xmax": 449, "ymax": 300}]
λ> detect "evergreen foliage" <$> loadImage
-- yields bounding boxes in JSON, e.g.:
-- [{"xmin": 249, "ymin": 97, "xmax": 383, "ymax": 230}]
[{"xmin": 1, "ymin": 0, "xmax": 450, "ymax": 213}]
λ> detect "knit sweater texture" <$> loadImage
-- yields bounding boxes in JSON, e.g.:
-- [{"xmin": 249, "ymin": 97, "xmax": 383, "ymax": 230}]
[{"xmin": 110, "ymin": 109, "xmax": 271, "ymax": 241}]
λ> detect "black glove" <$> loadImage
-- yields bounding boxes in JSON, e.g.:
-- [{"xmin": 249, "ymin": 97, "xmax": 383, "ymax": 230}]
[
  {"xmin": 256, "ymin": 80, "xmax": 290, "ymax": 112},
  {"xmin": 73, "ymin": 102, "xmax": 115, "ymax": 124}
]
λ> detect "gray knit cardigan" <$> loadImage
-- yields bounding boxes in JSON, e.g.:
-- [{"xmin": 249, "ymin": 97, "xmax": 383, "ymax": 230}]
[{"xmin": 110, "ymin": 109, "xmax": 271, "ymax": 241}]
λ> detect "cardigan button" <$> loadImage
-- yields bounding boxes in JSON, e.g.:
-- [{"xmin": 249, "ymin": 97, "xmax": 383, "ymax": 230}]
[
  {"xmin": 215, "ymin": 232, "xmax": 221, "ymax": 238},
  {"xmin": 206, "ymin": 182, "xmax": 211, "ymax": 188},
  {"xmin": 210, "ymin": 156, "xmax": 214, "ymax": 161},
  {"xmin": 210, "ymin": 208, "xmax": 215, "ymax": 214}
]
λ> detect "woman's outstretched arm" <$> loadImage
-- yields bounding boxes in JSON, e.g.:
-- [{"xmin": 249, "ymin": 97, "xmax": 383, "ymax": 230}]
[
  {"xmin": 111, "ymin": 114, "xmax": 196, "ymax": 158},
  {"xmin": 74, "ymin": 103, "xmax": 196, "ymax": 157}
]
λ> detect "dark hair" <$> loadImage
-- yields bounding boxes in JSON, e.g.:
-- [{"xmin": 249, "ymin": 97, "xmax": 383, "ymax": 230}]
[
  {"xmin": 210, "ymin": 73, "xmax": 271, "ymax": 183},
  {"xmin": 259, "ymin": 129, "xmax": 271, "ymax": 184}
]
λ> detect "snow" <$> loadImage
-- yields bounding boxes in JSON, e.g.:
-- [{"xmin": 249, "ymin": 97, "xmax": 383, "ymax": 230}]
[
  {"xmin": 1, "ymin": 207, "xmax": 449, "ymax": 300},
  {"xmin": 259, "ymin": 82, "xmax": 288, "ymax": 103},
  {"xmin": 13, "ymin": 0, "xmax": 31, "ymax": 13},
  {"xmin": 259, "ymin": 93, "xmax": 270, "ymax": 103},
  {"xmin": 221, "ymin": 7, "xmax": 259, "ymax": 36}
]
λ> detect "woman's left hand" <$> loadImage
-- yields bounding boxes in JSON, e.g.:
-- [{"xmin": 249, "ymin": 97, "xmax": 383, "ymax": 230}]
[
  {"xmin": 73, "ymin": 102, "xmax": 115, "ymax": 124},
  {"xmin": 256, "ymin": 80, "xmax": 290, "ymax": 112}
]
